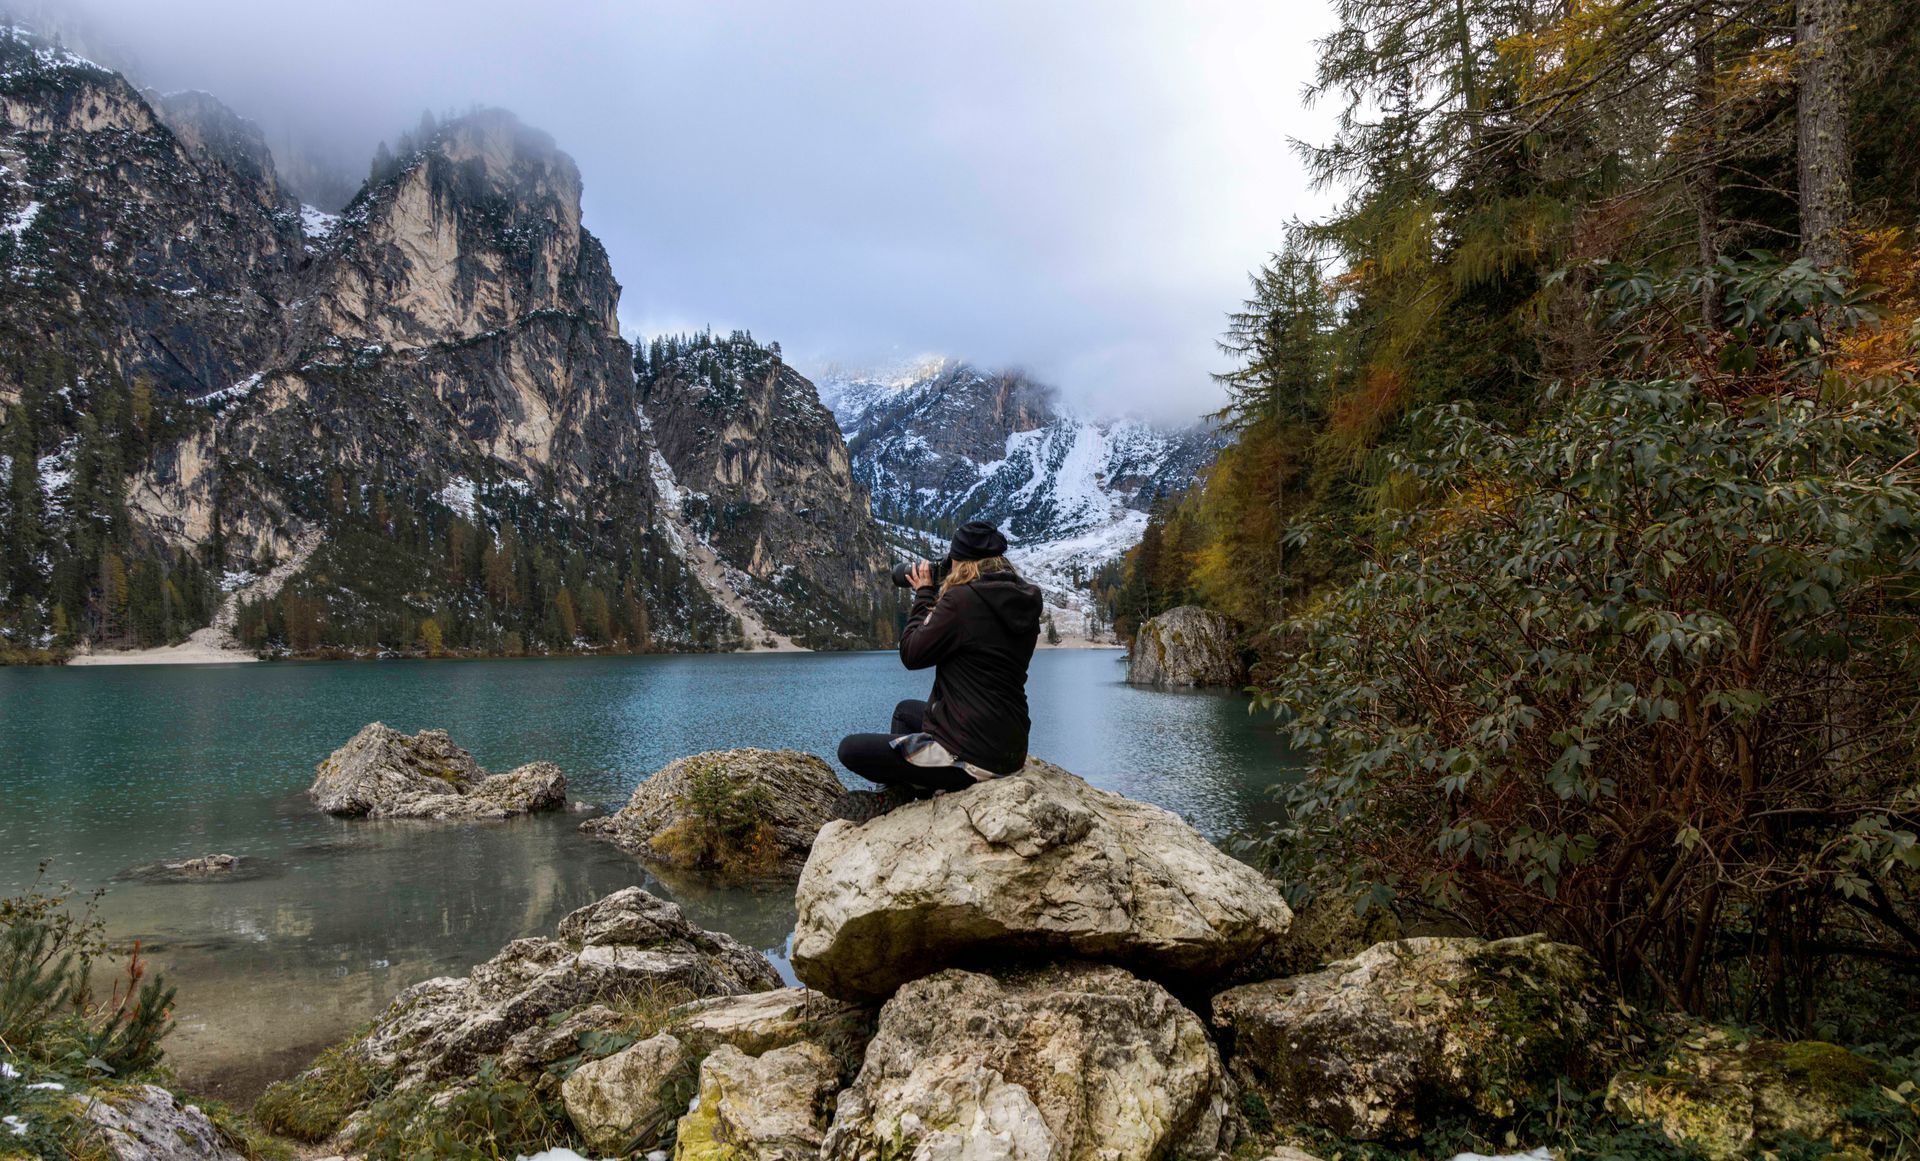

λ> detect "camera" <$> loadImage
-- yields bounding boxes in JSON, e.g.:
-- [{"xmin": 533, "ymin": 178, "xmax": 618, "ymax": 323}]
[{"xmin": 890, "ymin": 557, "xmax": 951, "ymax": 589}]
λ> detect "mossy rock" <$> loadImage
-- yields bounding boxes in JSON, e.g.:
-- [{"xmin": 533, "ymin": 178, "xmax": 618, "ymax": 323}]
[
  {"xmin": 1212, "ymin": 934, "xmax": 1609, "ymax": 1141},
  {"xmin": 1607, "ymin": 1026, "xmax": 1906, "ymax": 1160}
]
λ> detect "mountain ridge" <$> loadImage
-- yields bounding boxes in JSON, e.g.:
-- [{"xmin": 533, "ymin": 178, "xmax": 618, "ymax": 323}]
[
  {"xmin": 0, "ymin": 30, "xmax": 889, "ymax": 656},
  {"xmin": 820, "ymin": 359, "xmax": 1221, "ymax": 642}
]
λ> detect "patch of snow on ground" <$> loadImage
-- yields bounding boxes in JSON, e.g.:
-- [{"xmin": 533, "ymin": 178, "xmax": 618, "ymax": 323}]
[
  {"xmin": 300, "ymin": 203, "xmax": 339, "ymax": 241},
  {"xmin": 37, "ymin": 440, "xmax": 74, "ymax": 510},
  {"xmin": 2, "ymin": 199, "xmax": 38, "ymax": 239},
  {"xmin": 194, "ymin": 373, "xmax": 263, "ymax": 406},
  {"xmin": 1, "ymin": 26, "xmax": 108, "ymax": 75},
  {"xmin": 1011, "ymin": 509, "xmax": 1147, "ymax": 646},
  {"xmin": 435, "ymin": 476, "xmax": 478, "ymax": 520},
  {"xmin": 1449, "ymin": 1149, "xmax": 1556, "ymax": 1161},
  {"xmin": 220, "ymin": 569, "xmax": 259, "ymax": 593}
]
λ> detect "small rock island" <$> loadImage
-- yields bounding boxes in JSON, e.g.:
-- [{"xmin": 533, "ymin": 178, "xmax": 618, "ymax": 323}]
[{"xmin": 309, "ymin": 722, "xmax": 567, "ymax": 820}]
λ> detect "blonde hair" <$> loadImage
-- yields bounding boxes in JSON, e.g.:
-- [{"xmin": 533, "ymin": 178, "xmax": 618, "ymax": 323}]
[{"xmin": 941, "ymin": 555, "xmax": 1015, "ymax": 596}]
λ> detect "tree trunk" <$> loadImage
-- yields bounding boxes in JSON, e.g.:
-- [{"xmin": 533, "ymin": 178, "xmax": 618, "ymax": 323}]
[
  {"xmin": 1693, "ymin": 12, "xmax": 1721, "ymax": 325},
  {"xmin": 1795, "ymin": 0, "xmax": 1852, "ymax": 268}
]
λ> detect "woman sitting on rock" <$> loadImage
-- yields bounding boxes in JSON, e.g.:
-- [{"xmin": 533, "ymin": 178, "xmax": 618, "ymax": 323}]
[{"xmin": 838, "ymin": 520, "xmax": 1042, "ymax": 794}]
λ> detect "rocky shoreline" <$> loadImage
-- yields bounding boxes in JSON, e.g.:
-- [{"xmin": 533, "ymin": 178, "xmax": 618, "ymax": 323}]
[
  {"xmin": 248, "ymin": 750, "xmax": 1902, "ymax": 1159},
  {"xmin": 6, "ymin": 740, "xmax": 1904, "ymax": 1160}
]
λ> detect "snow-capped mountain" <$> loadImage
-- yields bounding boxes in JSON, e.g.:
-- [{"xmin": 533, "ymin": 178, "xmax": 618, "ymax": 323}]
[{"xmin": 820, "ymin": 359, "xmax": 1221, "ymax": 642}]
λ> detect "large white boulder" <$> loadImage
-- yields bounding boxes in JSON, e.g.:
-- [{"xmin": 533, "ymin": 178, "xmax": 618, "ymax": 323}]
[
  {"xmin": 792, "ymin": 759, "xmax": 1292, "ymax": 999},
  {"xmin": 821, "ymin": 962, "xmax": 1233, "ymax": 1161}
]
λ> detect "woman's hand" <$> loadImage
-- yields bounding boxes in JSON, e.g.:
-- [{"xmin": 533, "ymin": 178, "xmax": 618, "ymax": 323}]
[{"xmin": 907, "ymin": 560, "xmax": 934, "ymax": 589}]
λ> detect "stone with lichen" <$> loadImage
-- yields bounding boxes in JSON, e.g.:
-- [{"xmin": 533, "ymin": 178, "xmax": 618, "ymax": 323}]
[
  {"xmin": 793, "ymin": 758, "xmax": 1293, "ymax": 1000},
  {"xmin": 1606, "ymin": 1026, "xmax": 1900, "ymax": 1160},
  {"xmin": 674, "ymin": 1041, "xmax": 842, "ymax": 1161},
  {"xmin": 1211, "ymin": 934, "xmax": 1606, "ymax": 1141},
  {"xmin": 562, "ymin": 1031, "xmax": 696, "ymax": 1156},
  {"xmin": 821, "ymin": 961, "xmax": 1233, "ymax": 1161}
]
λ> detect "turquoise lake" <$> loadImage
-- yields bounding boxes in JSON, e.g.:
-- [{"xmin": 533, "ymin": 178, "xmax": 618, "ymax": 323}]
[{"xmin": 0, "ymin": 649, "xmax": 1295, "ymax": 1098}]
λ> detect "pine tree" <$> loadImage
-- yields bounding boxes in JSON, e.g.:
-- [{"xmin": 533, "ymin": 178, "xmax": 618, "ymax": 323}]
[
  {"xmin": 1796, "ymin": 0, "xmax": 1852, "ymax": 266},
  {"xmin": 2, "ymin": 404, "xmax": 45, "ymax": 610}
]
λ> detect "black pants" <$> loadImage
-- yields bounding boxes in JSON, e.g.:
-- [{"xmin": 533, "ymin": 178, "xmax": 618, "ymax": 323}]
[{"xmin": 837, "ymin": 699, "xmax": 977, "ymax": 793}]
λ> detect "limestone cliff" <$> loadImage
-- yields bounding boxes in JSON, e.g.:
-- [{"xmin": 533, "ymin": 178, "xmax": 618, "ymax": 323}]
[
  {"xmin": 0, "ymin": 28, "xmax": 746, "ymax": 652},
  {"xmin": 0, "ymin": 31, "xmax": 298, "ymax": 404},
  {"xmin": 640, "ymin": 331, "xmax": 895, "ymax": 648}
]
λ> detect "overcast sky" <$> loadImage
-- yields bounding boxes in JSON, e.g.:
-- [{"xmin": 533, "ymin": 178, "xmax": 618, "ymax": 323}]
[{"xmin": 45, "ymin": 0, "xmax": 1337, "ymax": 422}]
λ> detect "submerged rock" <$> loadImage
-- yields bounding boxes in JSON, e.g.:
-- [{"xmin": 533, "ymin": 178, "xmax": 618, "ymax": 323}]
[
  {"xmin": 1606, "ymin": 1027, "xmax": 1900, "ymax": 1160},
  {"xmin": 309, "ymin": 722, "xmax": 566, "ymax": 820},
  {"xmin": 676, "ymin": 1041, "xmax": 842, "ymax": 1161},
  {"xmin": 116, "ymin": 852, "xmax": 274, "ymax": 884},
  {"xmin": 821, "ymin": 962, "xmax": 1233, "ymax": 1161},
  {"xmin": 792, "ymin": 759, "xmax": 1292, "ymax": 999},
  {"xmin": 75, "ymin": 1084, "xmax": 246, "ymax": 1161},
  {"xmin": 1126, "ymin": 605, "xmax": 1247, "ymax": 687},
  {"xmin": 1211, "ymin": 935, "xmax": 1605, "ymax": 1141},
  {"xmin": 580, "ymin": 748, "xmax": 845, "ymax": 880}
]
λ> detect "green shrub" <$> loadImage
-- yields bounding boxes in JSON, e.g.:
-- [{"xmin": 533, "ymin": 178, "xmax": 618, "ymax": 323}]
[
  {"xmin": 0, "ymin": 872, "xmax": 172, "ymax": 1074},
  {"xmin": 1258, "ymin": 258, "xmax": 1920, "ymax": 1029},
  {"xmin": 251, "ymin": 1036, "xmax": 387, "ymax": 1143},
  {"xmin": 648, "ymin": 758, "xmax": 781, "ymax": 879},
  {"xmin": 352, "ymin": 1062, "xmax": 579, "ymax": 1160}
]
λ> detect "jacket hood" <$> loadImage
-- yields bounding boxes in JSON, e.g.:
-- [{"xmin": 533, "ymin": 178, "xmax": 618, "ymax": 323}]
[{"xmin": 969, "ymin": 570, "xmax": 1043, "ymax": 639}]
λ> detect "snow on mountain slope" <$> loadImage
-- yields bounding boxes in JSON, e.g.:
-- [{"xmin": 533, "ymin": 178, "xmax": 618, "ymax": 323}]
[{"xmin": 821, "ymin": 360, "xmax": 1221, "ymax": 643}]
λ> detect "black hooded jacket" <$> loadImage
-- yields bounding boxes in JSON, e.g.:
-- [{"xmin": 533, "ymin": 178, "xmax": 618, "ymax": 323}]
[{"xmin": 898, "ymin": 569, "xmax": 1044, "ymax": 775}]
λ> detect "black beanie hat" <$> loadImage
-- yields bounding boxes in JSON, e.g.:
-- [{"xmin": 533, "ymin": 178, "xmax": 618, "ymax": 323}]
[{"xmin": 949, "ymin": 520, "xmax": 1008, "ymax": 562}]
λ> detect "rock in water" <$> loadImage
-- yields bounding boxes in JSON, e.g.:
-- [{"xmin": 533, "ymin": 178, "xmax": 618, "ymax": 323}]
[
  {"xmin": 116, "ymin": 852, "xmax": 276, "ymax": 884},
  {"xmin": 1210, "ymin": 935, "xmax": 1604, "ymax": 1141},
  {"xmin": 1606, "ymin": 1028, "xmax": 1900, "ymax": 1160},
  {"xmin": 821, "ymin": 963, "xmax": 1232, "ymax": 1161},
  {"xmin": 791, "ymin": 759, "xmax": 1292, "ymax": 999},
  {"xmin": 580, "ymin": 748, "xmax": 845, "ymax": 879},
  {"xmin": 1126, "ymin": 605, "xmax": 1247, "ymax": 687},
  {"xmin": 309, "ymin": 723, "xmax": 481, "ymax": 812},
  {"xmin": 308, "ymin": 722, "xmax": 566, "ymax": 820},
  {"xmin": 676, "ymin": 1042, "xmax": 842, "ymax": 1161},
  {"xmin": 76, "ymin": 1084, "xmax": 248, "ymax": 1160},
  {"xmin": 467, "ymin": 760, "xmax": 568, "ymax": 815}
]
